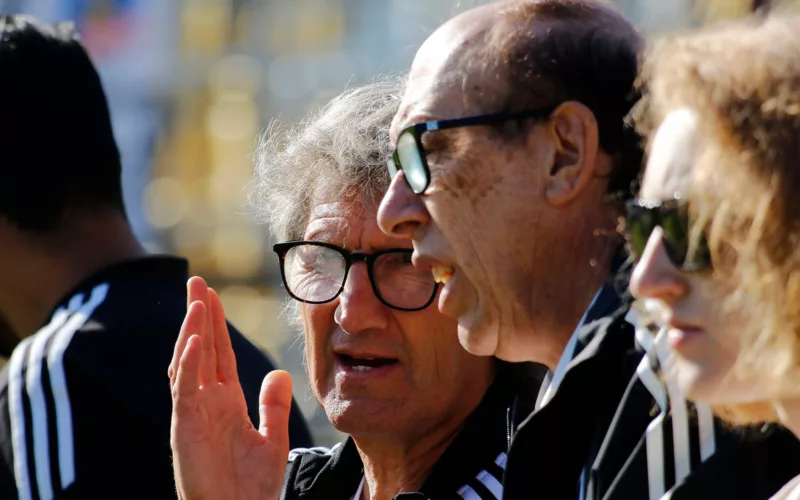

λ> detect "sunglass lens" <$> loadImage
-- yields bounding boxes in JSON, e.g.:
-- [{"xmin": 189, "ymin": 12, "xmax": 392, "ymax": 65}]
[
  {"xmin": 660, "ymin": 207, "xmax": 690, "ymax": 267},
  {"xmin": 626, "ymin": 206, "xmax": 655, "ymax": 261},
  {"xmin": 397, "ymin": 130, "xmax": 428, "ymax": 194}
]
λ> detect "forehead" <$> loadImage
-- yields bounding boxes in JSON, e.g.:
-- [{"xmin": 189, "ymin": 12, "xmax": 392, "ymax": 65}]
[
  {"xmin": 304, "ymin": 200, "xmax": 412, "ymax": 251},
  {"xmin": 640, "ymin": 108, "xmax": 700, "ymax": 202},
  {"xmin": 392, "ymin": 16, "xmax": 503, "ymax": 141}
]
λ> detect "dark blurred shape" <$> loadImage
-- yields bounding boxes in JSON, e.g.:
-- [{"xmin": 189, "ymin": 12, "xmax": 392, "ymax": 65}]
[
  {"xmin": 0, "ymin": 312, "xmax": 17, "ymax": 359},
  {"xmin": 0, "ymin": 14, "xmax": 125, "ymax": 231},
  {"xmin": 0, "ymin": 14, "xmax": 311, "ymax": 500},
  {"xmin": 753, "ymin": 0, "xmax": 771, "ymax": 11}
]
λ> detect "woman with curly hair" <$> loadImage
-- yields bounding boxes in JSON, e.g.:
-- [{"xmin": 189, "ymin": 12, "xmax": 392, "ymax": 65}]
[{"xmin": 629, "ymin": 14, "xmax": 800, "ymax": 498}]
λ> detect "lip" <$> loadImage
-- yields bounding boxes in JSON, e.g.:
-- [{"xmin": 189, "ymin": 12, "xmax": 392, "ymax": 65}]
[
  {"xmin": 665, "ymin": 322, "xmax": 705, "ymax": 350},
  {"xmin": 333, "ymin": 353, "xmax": 402, "ymax": 382},
  {"xmin": 411, "ymin": 251, "xmax": 455, "ymax": 273},
  {"xmin": 332, "ymin": 348, "xmax": 398, "ymax": 360}
]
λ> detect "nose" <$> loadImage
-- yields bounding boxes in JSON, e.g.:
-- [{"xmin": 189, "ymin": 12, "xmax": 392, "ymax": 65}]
[
  {"xmin": 377, "ymin": 172, "xmax": 430, "ymax": 239},
  {"xmin": 335, "ymin": 262, "xmax": 390, "ymax": 334},
  {"xmin": 630, "ymin": 227, "xmax": 690, "ymax": 303}
]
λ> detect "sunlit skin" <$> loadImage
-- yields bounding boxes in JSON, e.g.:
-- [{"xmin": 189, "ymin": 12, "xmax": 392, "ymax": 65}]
[
  {"xmin": 630, "ymin": 108, "xmax": 768, "ymax": 406},
  {"xmin": 300, "ymin": 199, "xmax": 494, "ymax": 499},
  {"xmin": 377, "ymin": 4, "xmax": 620, "ymax": 367},
  {"xmin": 169, "ymin": 199, "xmax": 495, "ymax": 500}
]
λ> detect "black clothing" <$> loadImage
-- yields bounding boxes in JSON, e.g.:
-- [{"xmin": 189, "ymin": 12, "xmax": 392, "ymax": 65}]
[
  {"xmin": 282, "ymin": 373, "xmax": 534, "ymax": 500},
  {"xmin": 0, "ymin": 257, "xmax": 313, "ymax": 499}
]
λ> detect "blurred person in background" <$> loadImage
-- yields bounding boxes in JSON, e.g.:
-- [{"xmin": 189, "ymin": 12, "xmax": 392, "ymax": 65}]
[
  {"xmin": 170, "ymin": 75, "xmax": 543, "ymax": 500},
  {"xmin": 0, "ymin": 15, "xmax": 311, "ymax": 499},
  {"xmin": 629, "ymin": 14, "xmax": 800, "ymax": 499},
  {"xmin": 376, "ymin": 0, "xmax": 799, "ymax": 498}
]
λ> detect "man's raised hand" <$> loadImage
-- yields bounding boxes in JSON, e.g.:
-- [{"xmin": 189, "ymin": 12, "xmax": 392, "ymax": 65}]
[{"xmin": 169, "ymin": 276, "xmax": 292, "ymax": 500}]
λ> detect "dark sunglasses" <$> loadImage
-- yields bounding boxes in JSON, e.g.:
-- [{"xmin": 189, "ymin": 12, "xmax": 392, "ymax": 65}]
[
  {"xmin": 388, "ymin": 107, "xmax": 555, "ymax": 194},
  {"xmin": 624, "ymin": 197, "xmax": 712, "ymax": 271}
]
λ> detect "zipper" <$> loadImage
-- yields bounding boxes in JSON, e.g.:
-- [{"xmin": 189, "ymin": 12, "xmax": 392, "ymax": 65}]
[{"xmin": 506, "ymin": 405, "xmax": 513, "ymax": 450}]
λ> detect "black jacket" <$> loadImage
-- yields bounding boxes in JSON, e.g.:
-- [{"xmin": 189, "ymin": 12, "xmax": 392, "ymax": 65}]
[
  {"xmin": 282, "ymin": 371, "xmax": 538, "ymax": 500},
  {"xmin": 503, "ymin": 293, "xmax": 800, "ymax": 499},
  {"xmin": 0, "ymin": 257, "xmax": 313, "ymax": 499}
]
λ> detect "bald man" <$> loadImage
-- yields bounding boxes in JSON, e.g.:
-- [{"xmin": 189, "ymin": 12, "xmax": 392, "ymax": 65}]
[{"xmin": 378, "ymin": 1, "xmax": 800, "ymax": 500}]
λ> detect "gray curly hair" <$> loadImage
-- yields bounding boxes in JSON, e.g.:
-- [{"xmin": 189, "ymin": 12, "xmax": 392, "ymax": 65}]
[{"xmin": 251, "ymin": 74, "xmax": 406, "ymax": 242}]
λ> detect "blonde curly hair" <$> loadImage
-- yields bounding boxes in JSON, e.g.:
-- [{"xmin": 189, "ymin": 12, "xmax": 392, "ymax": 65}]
[{"xmin": 638, "ymin": 14, "xmax": 800, "ymax": 424}]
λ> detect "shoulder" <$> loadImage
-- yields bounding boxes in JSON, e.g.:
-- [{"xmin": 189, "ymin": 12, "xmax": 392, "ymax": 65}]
[
  {"xmin": 772, "ymin": 475, "xmax": 800, "ymax": 500},
  {"xmin": 287, "ymin": 443, "xmax": 343, "ymax": 464},
  {"xmin": 282, "ymin": 440, "xmax": 364, "ymax": 499}
]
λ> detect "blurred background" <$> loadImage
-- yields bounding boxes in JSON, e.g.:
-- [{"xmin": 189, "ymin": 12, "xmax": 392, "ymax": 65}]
[{"xmin": 0, "ymin": 0, "xmax": 791, "ymax": 447}]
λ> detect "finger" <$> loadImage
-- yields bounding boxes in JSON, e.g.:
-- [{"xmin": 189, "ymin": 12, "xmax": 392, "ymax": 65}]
[
  {"xmin": 258, "ymin": 370, "xmax": 293, "ymax": 456},
  {"xmin": 188, "ymin": 277, "xmax": 216, "ymax": 385},
  {"xmin": 208, "ymin": 288, "xmax": 239, "ymax": 383},
  {"xmin": 169, "ymin": 276, "xmax": 208, "ymax": 381},
  {"xmin": 169, "ymin": 300, "xmax": 206, "ymax": 387},
  {"xmin": 187, "ymin": 275, "xmax": 207, "ymax": 309},
  {"xmin": 172, "ymin": 334, "xmax": 202, "ymax": 419}
]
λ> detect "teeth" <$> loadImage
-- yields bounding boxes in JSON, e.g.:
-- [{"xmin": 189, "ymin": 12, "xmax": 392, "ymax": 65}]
[
  {"xmin": 352, "ymin": 365, "xmax": 374, "ymax": 372},
  {"xmin": 432, "ymin": 265, "xmax": 455, "ymax": 284}
]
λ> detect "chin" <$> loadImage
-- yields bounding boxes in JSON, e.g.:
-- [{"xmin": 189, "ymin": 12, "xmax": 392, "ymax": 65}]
[
  {"xmin": 457, "ymin": 321, "xmax": 498, "ymax": 357},
  {"xmin": 322, "ymin": 396, "xmax": 402, "ymax": 435},
  {"xmin": 670, "ymin": 359, "xmax": 727, "ymax": 406}
]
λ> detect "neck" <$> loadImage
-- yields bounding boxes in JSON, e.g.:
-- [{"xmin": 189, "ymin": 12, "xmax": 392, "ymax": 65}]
[
  {"xmin": 0, "ymin": 213, "xmax": 146, "ymax": 338},
  {"xmin": 354, "ymin": 421, "xmax": 463, "ymax": 500},
  {"xmin": 777, "ymin": 396, "xmax": 800, "ymax": 440},
  {"xmin": 515, "ymin": 220, "xmax": 620, "ymax": 370}
]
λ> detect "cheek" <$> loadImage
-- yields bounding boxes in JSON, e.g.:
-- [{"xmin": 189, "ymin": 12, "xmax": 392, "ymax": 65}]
[
  {"xmin": 396, "ymin": 312, "xmax": 456, "ymax": 373},
  {"xmin": 436, "ymin": 144, "xmax": 505, "ymax": 206},
  {"xmin": 301, "ymin": 304, "xmax": 335, "ymax": 386},
  {"xmin": 695, "ymin": 278, "xmax": 741, "ymax": 350}
]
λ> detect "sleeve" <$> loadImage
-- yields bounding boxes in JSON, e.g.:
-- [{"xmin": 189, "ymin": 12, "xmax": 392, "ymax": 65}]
[
  {"xmin": 0, "ymin": 364, "xmax": 20, "ymax": 499},
  {"xmin": 0, "ymin": 311, "xmax": 178, "ymax": 500}
]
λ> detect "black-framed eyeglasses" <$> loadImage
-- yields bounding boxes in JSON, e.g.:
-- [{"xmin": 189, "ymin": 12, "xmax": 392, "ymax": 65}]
[
  {"xmin": 624, "ymin": 196, "xmax": 712, "ymax": 272},
  {"xmin": 388, "ymin": 108, "xmax": 556, "ymax": 194},
  {"xmin": 272, "ymin": 241, "xmax": 439, "ymax": 311}
]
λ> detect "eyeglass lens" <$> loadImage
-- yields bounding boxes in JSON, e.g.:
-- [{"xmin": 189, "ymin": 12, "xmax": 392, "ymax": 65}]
[
  {"xmin": 396, "ymin": 130, "xmax": 428, "ymax": 194},
  {"xmin": 282, "ymin": 244, "xmax": 437, "ymax": 310}
]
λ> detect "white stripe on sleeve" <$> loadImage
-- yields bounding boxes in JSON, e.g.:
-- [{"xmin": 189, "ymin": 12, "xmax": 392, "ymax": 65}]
[
  {"xmin": 9, "ymin": 338, "xmax": 35, "ymax": 500},
  {"xmin": 46, "ymin": 283, "xmax": 109, "ymax": 490},
  {"xmin": 476, "ymin": 469, "xmax": 502, "ymax": 498},
  {"xmin": 456, "ymin": 485, "xmax": 483, "ymax": 500},
  {"xmin": 25, "ymin": 306, "xmax": 76, "ymax": 500}
]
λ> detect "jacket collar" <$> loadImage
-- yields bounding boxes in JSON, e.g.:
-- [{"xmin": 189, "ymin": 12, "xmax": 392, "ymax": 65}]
[{"xmin": 294, "ymin": 376, "xmax": 518, "ymax": 499}]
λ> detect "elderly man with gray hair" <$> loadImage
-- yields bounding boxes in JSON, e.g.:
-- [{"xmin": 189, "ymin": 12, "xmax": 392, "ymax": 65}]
[{"xmin": 168, "ymin": 75, "xmax": 541, "ymax": 500}]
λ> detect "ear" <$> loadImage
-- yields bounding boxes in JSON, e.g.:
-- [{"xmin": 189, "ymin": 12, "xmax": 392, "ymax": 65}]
[{"xmin": 543, "ymin": 101, "xmax": 600, "ymax": 208}]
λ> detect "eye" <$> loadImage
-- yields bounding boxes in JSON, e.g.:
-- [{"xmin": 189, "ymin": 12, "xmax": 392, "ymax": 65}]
[{"xmin": 420, "ymin": 130, "xmax": 448, "ymax": 158}]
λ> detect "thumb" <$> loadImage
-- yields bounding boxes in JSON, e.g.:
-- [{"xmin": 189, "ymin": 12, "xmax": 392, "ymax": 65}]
[{"xmin": 259, "ymin": 370, "xmax": 293, "ymax": 449}]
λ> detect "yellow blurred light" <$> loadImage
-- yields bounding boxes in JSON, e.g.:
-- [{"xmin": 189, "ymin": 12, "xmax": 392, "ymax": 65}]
[
  {"xmin": 206, "ymin": 94, "xmax": 259, "ymax": 143},
  {"xmin": 180, "ymin": 0, "xmax": 231, "ymax": 55},
  {"xmin": 217, "ymin": 286, "xmax": 289, "ymax": 356},
  {"xmin": 210, "ymin": 225, "xmax": 265, "ymax": 278},
  {"xmin": 208, "ymin": 159, "xmax": 252, "ymax": 210},
  {"xmin": 267, "ymin": 0, "xmax": 344, "ymax": 53},
  {"xmin": 143, "ymin": 177, "xmax": 189, "ymax": 229},
  {"xmin": 696, "ymin": 0, "xmax": 753, "ymax": 20},
  {"xmin": 208, "ymin": 54, "xmax": 262, "ymax": 95}
]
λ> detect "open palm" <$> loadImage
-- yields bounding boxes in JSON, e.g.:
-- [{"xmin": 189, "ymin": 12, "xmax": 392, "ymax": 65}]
[{"xmin": 169, "ymin": 277, "xmax": 292, "ymax": 500}]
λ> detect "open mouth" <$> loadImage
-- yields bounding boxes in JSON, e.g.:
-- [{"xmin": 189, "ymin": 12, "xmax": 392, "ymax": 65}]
[
  {"xmin": 432, "ymin": 265, "xmax": 455, "ymax": 285},
  {"xmin": 337, "ymin": 354, "xmax": 399, "ymax": 372}
]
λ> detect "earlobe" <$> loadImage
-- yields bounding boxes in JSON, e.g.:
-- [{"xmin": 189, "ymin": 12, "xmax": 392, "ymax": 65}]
[{"xmin": 543, "ymin": 102, "xmax": 599, "ymax": 208}]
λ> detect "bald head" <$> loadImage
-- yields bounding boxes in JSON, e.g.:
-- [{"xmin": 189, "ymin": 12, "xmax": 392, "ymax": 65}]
[{"xmin": 397, "ymin": 0, "xmax": 643, "ymax": 183}]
